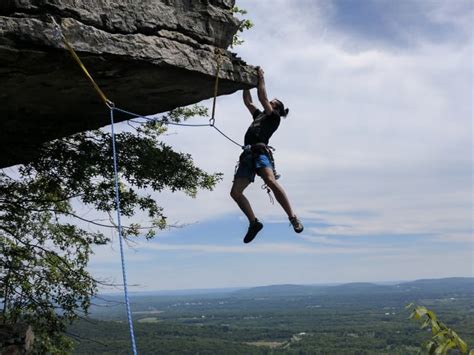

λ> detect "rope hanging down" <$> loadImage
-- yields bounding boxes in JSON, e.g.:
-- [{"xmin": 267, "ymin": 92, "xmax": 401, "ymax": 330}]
[
  {"xmin": 209, "ymin": 49, "xmax": 244, "ymax": 148},
  {"xmin": 109, "ymin": 107, "xmax": 138, "ymax": 355},
  {"xmin": 51, "ymin": 17, "xmax": 137, "ymax": 355},
  {"xmin": 209, "ymin": 49, "xmax": 223, "ymax": 126},
  {"xmin": 50, "ymin": 17, "xmax": 245, "ymax": 355}
]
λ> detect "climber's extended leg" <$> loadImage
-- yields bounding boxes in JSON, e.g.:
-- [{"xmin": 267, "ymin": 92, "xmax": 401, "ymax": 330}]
[
  {"xmin": 258, "ymin": 167, "xmax": 304, "ymax": 233},
  {"xmin": 230, "ymin": 177, "xmax": 263, "ymax": 243},
  {"xmin": 230, "ymin": 177, "xmax": 254, "ymax": 222}
]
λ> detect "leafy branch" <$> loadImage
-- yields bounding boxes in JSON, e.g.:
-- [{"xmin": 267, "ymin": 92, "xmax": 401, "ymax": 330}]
[
  {"xmin": 407, "ymin": 303, "xmax": 473, "ymax": 355},
  {"xmin": 230, "ymin": 6, "xmax": 254, "ymax": 48}
]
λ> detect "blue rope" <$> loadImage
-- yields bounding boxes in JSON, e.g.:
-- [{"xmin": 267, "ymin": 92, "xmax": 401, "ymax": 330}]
[
  {"xmin": 106, "ymin": 105, "xmax": 242, "ymax": 355},
  {"xmin": 211, "ymin": 124, "xmax": 244, "ymax": 149},
  {"xmin": 109, "ymin": 108, "xmax": 138, "ymax": 355},
  {"xmin": 113, "ymin": 106, "xmax": 243, "ymax": 148}
]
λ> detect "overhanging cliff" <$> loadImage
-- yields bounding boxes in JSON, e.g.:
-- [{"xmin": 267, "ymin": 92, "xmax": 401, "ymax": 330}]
[{"xmin": 0, "ymin": 0, "xmax": 257, "ymax": 168}]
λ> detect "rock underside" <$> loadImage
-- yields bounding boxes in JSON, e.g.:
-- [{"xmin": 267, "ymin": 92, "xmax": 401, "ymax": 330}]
[{"xmin": 0, "ymin": 0, "xmax": 257, "ymax": 168}]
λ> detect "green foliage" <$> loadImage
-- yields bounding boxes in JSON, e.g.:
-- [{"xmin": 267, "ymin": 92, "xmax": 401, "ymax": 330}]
[
  {"xmin": 162, "ymin": 104, "xmax": 209, "ymax": 123},
  {"xmin": 230, "ymin": 6, "xmax": 254, "ymax": 48},
  {"xmin": 0, "ymin": 105, "xmax": 221, "ymax": 353},
  {"xmin": 407, "ymin": 303, "xmax": 472, "ymax": 354}
]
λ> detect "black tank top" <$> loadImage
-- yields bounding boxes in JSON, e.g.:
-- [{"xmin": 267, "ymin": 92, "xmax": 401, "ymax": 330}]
[{"xmin": 244, "ymin": 109, "xmax": 281, "ymax": 145}]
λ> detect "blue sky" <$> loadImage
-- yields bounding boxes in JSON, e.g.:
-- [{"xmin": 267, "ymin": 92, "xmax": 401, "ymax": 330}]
[{"xmin": 88, "ymin": 0, "xmax": 473, "ymax": 292}]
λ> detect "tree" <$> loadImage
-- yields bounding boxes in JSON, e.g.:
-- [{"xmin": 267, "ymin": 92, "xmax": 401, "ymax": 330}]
[
  {"xmin": 407, "ymin": 304, "xmax": 474, "ymax": 355},
  {"xmin": 230, "ymin": 6, "xmax": 254, "ymax": 48},
  {"xmin": 0, "ymin": 105, "xmax": 222, "ymax": 353}
]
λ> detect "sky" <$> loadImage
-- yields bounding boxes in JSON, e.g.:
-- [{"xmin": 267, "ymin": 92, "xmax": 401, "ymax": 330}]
[{"xmin": 87, "ymin": 0, "xmax": 473, "ymax": 292}]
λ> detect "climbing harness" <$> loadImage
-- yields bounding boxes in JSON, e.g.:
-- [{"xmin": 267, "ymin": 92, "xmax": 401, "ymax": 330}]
[
  {"xmin": 249, "ymin": 143, "xmax": 280, "ymax": 180},
  {"xmin": 234, "ymin": 143, "xmax": 281, "ymax": 204}
]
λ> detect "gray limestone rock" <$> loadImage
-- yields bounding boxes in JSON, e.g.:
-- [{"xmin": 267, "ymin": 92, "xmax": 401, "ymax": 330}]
[{"xmin": 0, "ymin": 0, "xmax": 257, "ymax": 167}]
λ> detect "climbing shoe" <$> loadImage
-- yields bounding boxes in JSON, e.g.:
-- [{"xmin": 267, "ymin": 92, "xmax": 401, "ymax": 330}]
[
  {"xmin": 243, "ymin": 219, "xmax": 263, "ymax": 244},
  {"xmin": 289, "ymin": 216, "xmax": 304, "ymax": 233}
]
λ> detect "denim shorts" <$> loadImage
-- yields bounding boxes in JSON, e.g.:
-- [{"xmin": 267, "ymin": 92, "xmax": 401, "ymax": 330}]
[{"xmin": 234, "ymin": 151, "xmax": 273, "ymax": 183}]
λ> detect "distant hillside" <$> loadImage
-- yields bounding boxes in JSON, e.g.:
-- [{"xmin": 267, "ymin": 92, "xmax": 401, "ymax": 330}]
[
  {"xmin": 326, "ymin": 282, "xmax": 393, "ymax": 294},
  {"xmin": 232, "ymin": 282, "xmax": 393, "ymax": 298},
  {"xmin": 396, "ymin": 277, "xmax": 474, "ymax": 294},
  {"xmin": 231, "ymin": 284, "xmax": 323, "ymax": 297},
  {"xmin": 88, "ymin": 277, "xmax": 474, "ymax": 320},
  {"xmin": 231, "ymin": 277, "xmax": 474, "ymax": 298},
  {"xmin": 93, "ymin": 277, "xmax": 474, "ymax": 303}
]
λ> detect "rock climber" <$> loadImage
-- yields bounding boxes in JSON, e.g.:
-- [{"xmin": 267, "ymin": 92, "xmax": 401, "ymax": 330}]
[{"xmin": 230, "ymin": 67, "xmax": 304, "ymax": 243}]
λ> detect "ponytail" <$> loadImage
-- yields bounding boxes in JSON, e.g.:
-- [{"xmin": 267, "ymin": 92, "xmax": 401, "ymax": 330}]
[{"xmin": 274, "ymin": 99, "xmax": 289, "ymax": 118}]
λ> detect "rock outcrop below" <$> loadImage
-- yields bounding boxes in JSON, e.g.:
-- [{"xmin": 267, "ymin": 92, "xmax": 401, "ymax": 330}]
[
  {"xmin": 0, "ymin": 324, "xmax": 34, "ymax": 354},
  {"xmin": 0, "ymin": 0, "xmax": 257, "ymax": 168}
]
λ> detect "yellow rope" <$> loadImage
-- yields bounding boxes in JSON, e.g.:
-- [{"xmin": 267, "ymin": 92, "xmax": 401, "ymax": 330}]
[
  {"xmin": 210, "ymin": 48, "xmax": 224, "ymax": 125},
  {"xmin": 52, "ymin": 16, "xmax": 225, "ymax": 116},
  {"xmin": 52, "ymin": 17, "xmax": 112, "ymax": 107}
]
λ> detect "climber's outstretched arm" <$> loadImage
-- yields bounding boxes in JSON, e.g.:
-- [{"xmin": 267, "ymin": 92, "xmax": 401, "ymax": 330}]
[
  {"xmin": 243, "ymin": 89, "xmax": 257, "ymax": 116},
  {"xmin": 257, "ymin": 67, "xmax": 273, "ymax": 115}
]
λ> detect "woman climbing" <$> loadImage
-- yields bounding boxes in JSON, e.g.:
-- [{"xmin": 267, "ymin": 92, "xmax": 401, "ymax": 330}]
[{"xmin": 230, "ymin": 67, "xmax": 304, "ymax": 243}]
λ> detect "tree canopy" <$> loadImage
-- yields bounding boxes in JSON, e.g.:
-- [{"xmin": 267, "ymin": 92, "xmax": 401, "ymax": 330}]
[{"xmin": 0, "ymin": 105, "xmax": 221, "ymax": 353}]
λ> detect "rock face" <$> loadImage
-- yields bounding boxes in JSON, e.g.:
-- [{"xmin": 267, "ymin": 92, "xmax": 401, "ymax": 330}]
[
  {"xmin": 0, "ymin": 0, "xmax": 257, "ymax": 168},
  {"xmin": 0, "ymin": 324, "xmax": 34, "ymax": 354}
]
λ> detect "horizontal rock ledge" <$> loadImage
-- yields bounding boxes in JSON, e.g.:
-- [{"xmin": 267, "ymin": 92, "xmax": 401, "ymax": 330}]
[{"xmin": 0, "ymin": 0, "xmax": 257, "ymax": 168}]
